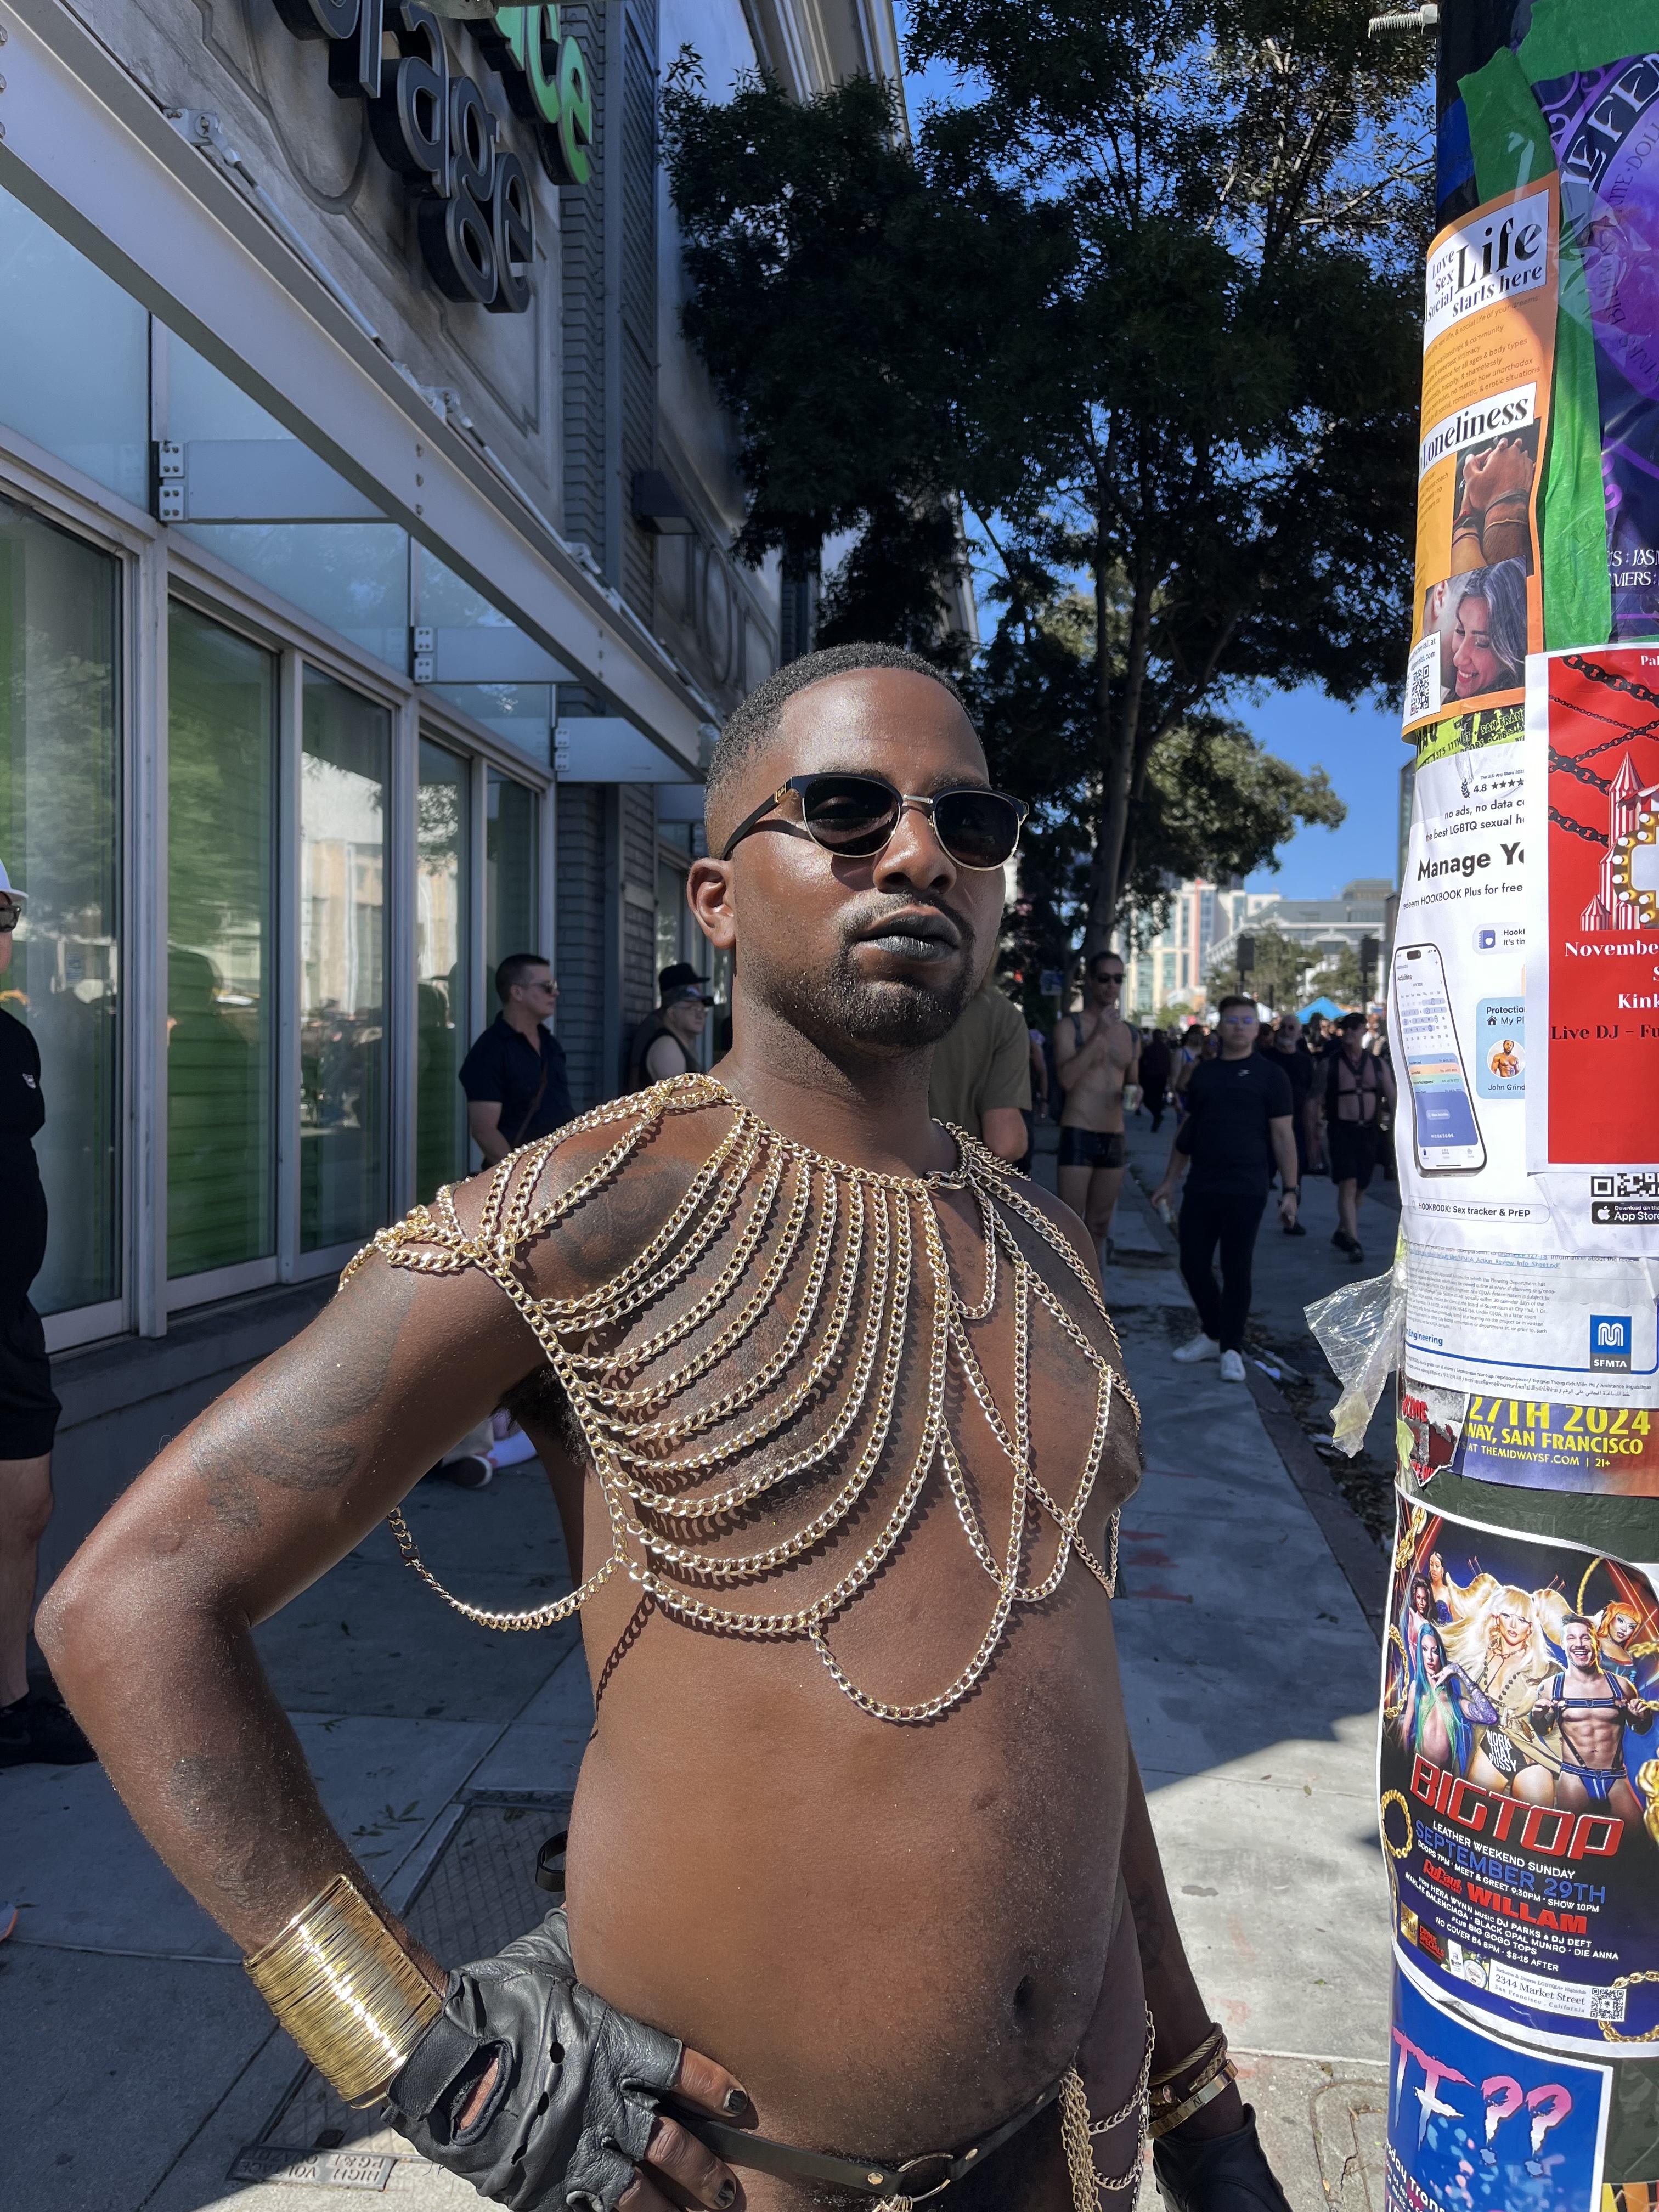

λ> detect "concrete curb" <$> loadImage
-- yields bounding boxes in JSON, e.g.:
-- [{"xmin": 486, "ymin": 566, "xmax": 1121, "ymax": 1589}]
[{"xmin": 1243, "ymin": 1361, "xmax": 1387, "ymax": 1645}]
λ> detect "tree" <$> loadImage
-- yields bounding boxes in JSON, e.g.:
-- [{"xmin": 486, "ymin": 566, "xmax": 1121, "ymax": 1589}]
[
  {"xmin": 664, "ymin": 5, "xmax": 1428, "ymax": 945},
  {"xmin": 1205, "ymin": 918, "xmax": 1313, "ymax": 1011}
]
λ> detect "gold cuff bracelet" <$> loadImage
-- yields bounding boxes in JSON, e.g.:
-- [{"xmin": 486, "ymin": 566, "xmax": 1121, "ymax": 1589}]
[{"xmin": 243, "ymin": 1872, "xmax": 443, "ymax": 2106}]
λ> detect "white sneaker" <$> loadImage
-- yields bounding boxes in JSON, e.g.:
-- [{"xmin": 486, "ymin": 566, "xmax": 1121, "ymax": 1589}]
[
  {"xmin": 1172, "ymin": 1333, "xmax": 1220, "ymax": 1364},
  {"xmin": 1219, "ymin": 1348, "xmax": 1247, "ymax": 1383}
]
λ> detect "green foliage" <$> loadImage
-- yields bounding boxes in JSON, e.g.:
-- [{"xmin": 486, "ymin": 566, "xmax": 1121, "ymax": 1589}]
[
  {"xmin": 664, "ymin": 4, "xmax": 1430, "ymax": 940},
  {"xmin": 1205, "ymin": 918, "xmax": 1313, "ymax": 1011}
]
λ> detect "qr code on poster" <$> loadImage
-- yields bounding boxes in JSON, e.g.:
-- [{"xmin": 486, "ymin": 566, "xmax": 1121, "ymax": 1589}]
[
  {"xmin": 1403, "ymin": 636, "xmax": 1440, "ymax": 728},
  {"xmin": 1592, "ymin": 1986, "xmax": 1628, "ymax": 2022},
  {"xmin": 1593, "ymin": 1173, "xmax": 1659, "ymax": 1198}
]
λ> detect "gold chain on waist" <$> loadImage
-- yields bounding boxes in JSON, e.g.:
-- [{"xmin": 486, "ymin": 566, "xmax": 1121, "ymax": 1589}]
[{"xmin": 347, "ymin": 1074, "xmax": 1139, "ymax": 1723}]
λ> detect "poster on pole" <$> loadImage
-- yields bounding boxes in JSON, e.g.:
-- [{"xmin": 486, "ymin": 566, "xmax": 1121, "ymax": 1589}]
[
  {"xmin": 1398, "ymin": 1379, "xmax": 1659, "ymax": 1500},
  {"xmin": 1387, "ymin": 1956, "xmax": 1610, "ymax": 2212},
  {"xmin": 1392, "ymin": 715, "xmax": 1537, "ymax": 1249},
  {"xmin": 1383, "ymin": 1497, "xmax": 1659, "ymax": 2053},
  {"xmin": 1402, "ymin": 1243, "xmax": 1659, "ymax": 1408},
  {"xmin": 1525, "ymin": 647, "xmax": 1659, "ymax": 1254},
  {"xmin": 1403, "ymin": 182, "xmax": 1560, "ymax": 740}
]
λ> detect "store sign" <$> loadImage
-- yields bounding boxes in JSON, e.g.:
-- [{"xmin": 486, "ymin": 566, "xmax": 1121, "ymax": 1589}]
[{"xmin": 274, "ymin": 0, "xmax": 594, "ymax": 311}]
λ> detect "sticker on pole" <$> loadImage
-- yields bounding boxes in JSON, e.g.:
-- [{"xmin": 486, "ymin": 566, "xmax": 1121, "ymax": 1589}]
[
  {"xmin": 1387, "ymin": 1955, "xmax": 1609, "ymax": 2212},
  {"xmin": 1525, "ymin": 647, "xmax": 1659, "ymax": 1252},
  {"xmin": 1383, "ymin": 1496, "xmax": 1659, "ymax": 2053},
  {"xmin": 1404, "ymin": 183, "xmax": 1559, "ymax": 739}
]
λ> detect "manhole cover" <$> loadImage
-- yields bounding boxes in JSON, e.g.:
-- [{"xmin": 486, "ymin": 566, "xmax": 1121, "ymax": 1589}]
[{"xmin": 244, "ymin": 1799, "xmax": 569, "ymax": 2170}]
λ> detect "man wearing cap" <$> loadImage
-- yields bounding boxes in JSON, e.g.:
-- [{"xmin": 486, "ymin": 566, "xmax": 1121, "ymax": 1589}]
[
  {"xmin": 0, "ymin": 861, "xmax": 93, "ymax": 1765},
  {"xmin": 459, "ymin": 953, "xmax": 574, "ymax": 1170},
  {"xmin": 627, "ymin": 962, "xmax": 713, "ymax": 1089}
]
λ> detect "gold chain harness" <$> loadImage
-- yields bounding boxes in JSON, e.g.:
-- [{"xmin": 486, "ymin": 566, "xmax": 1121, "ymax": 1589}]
[{"xmin": 345, "ymin": 1074, "xmax": 1139, "ymax": 1725}]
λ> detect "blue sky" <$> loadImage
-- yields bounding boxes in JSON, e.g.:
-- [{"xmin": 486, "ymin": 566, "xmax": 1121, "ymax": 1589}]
[
  {"xmin": 894, "ymin": 9, "xmax": 1407, "ymax": 903},
  {"xmin": 1233, "ymin": 686, "xmax": 1407, "ymax": 899}
]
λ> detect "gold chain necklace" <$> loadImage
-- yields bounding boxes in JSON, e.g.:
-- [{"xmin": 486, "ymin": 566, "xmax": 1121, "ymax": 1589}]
[{"xmin": 349, "ymin": 1074, "xmax": 1140, "ymax": 1724}]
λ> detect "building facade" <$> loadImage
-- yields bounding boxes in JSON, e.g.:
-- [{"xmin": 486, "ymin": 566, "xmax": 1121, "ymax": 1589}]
[{"xmin": 0, "ymin": 0, "xmax": 897, "ymax": 1588}]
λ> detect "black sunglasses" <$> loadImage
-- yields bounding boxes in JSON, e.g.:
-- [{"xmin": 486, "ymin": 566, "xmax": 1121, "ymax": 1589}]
[{"xmin": 721, "ymin": 774, "xmax": 1027, "ymax": 871}]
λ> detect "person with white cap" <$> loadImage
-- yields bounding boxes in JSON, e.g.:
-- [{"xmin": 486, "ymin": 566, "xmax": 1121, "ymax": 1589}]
[{"xmin": 0, "ymin": 860, "xmax": 93, "ymax": 1765}]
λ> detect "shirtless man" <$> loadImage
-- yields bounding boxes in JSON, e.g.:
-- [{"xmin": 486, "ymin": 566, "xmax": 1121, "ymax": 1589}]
[
  {"xmin": 1054, "ymin": 953, "xmax": 1139, "ymax": 1266},
  {"xmin": 1531, "ymin": 1615, "xmax": 1655, "ymax": 1824},
  {"xmin": 38, "ymin": 645, "xmax": 1286, "ymax": 2212}
]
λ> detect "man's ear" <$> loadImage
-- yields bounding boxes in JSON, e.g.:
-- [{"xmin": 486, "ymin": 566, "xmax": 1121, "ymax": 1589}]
[{"xmin": 687, "ymin": 858, "xmax": 735, "ymax": 953}]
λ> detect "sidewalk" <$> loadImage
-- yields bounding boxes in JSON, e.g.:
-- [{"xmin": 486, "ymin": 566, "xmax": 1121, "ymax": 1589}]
[{"xmin": 3, "ymin": 1160, "xmax": 1392, "ymax": 2212}]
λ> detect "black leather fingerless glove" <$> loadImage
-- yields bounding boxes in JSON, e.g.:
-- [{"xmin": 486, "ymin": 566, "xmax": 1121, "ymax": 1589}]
[{"xmin": 383, "ymin": 1907, "xmax": 684, "ymax": 2211}]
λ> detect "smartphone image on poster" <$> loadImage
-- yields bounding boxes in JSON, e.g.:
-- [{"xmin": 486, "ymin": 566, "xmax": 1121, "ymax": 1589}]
[{"xmin": 1393, "ymin": 943, "xmax": 1487, "ymax": 1174}]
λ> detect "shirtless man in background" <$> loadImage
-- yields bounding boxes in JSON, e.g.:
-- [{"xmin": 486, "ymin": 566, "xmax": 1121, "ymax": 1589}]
[
  {"xmin": 39, "ymin": 647, "xmax": 1286, "ymax": 2212},
  {"xmin": 1055, "ymin": 952, "xmax": 1140, "ymax": 1267}
]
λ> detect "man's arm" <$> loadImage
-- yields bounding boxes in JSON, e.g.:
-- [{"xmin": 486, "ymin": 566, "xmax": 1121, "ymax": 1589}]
[
  {"xmin": 980, "ymin": 1108, "xmax": 1028, "ymax": 1162},
  {"xmin": 1269, "ymin": 1115, "xmax": 1299, "ymax": 1226},
  {"xmin": 1053, "ymin": 1014, "xmax": 1105, "ymax": 1093},
  {"xmin": 1150, "ymin": 1116, "xmax": 1194, "ymax": 1207},
  {"xmin": 467, "ymin": 1098, "xmax": 510, "ymax": 1165},
  {"xmin": 36, "ymin": 1229, "xmax": 741, "ymax": 2208}
]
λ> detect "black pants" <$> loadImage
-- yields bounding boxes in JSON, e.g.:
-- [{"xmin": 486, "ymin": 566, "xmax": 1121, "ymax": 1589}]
[{"xmin": 1177, "ymin": 1187, "xmax": 1266, "ymax": 1353}]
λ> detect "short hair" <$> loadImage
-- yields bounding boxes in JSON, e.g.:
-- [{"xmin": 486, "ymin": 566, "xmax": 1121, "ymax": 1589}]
[
  {"xmin": 1336, "ymin": 1010, "xmax": 1365, "ymax": 1033},
  {"xmin": 495, "ymin": 951, "xmax": 549, "ymax": 1002},
  {"xmin": 1562, "ymin": 1614, "xmax": 1595, "ymax": 1634},
  {"xmin": 1088, "ymin": 950, "xmax": 1125, "ymax": 976},
  {"xmin": 704, "ymin": 643, "xmax": 972, "ymax": 838},
  {"xmin": 1217, "ymin": 994, "xmax": 1257, "ymax": 1016}
]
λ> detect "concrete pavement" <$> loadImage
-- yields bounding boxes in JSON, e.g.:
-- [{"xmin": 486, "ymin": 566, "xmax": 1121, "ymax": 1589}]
[{"xmin": 3, "ymin": 1154, "xmax": 1393, "ymax": 2212}]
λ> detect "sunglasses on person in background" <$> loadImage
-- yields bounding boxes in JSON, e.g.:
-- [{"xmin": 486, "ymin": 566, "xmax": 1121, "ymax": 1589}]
[
  {"xmin": 0, "ymin": 903, "xmax": 19, "ymax": 933},
  {"xmin": 720, "ymin": 774, "xmax": 1028, "ymax": 871}
]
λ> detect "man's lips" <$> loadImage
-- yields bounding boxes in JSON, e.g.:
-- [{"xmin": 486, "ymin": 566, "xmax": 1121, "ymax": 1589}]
[{"xmin": 850, "ymin": 909, "xmax": 963, "ymax": 961}]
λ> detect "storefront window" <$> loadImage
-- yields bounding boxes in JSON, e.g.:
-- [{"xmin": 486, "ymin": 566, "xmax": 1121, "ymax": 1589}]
[
  {"xmin": 0, "ymin": 186, "xmax": 148, "ymax": 507},
  {"xmin": 0, "ymin": 495, "xmax": 122, "ymax": 1313},
  {"xmin": 167, "ymin": 605, "xmax": 276, "ymax": 1279},
  {"xmin": 416, "ymin": 740, "xmax": 470, "ymax": 1203},
  {"xmin": 300, "ymin": 670, "xmax": 388, "ymax": 1250},
  {"xmin": 486, "ymin": 771, "xmax": 538, "ymax": 973},
  {"xmin": 183, "ymin": 524, "xmax": 409, "ymax": 668}
]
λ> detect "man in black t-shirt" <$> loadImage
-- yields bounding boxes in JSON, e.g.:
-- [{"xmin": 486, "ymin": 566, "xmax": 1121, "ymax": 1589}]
[
  {"xmin": 458, "ymin": 953, "xmax": 574, "ymax": 1166},
  {"xmin": 1150, "ymin": 997, "xmax": 1300, "ymax": 1382},
  {"xmin": 0, "ymin": 861, "xmax": 93, "ymax": 1765}
]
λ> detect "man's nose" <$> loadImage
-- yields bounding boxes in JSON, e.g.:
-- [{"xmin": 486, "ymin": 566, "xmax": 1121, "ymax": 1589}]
[{"xmin": 871, "ymin": 801, "xmax": 956, "ymax": 892}]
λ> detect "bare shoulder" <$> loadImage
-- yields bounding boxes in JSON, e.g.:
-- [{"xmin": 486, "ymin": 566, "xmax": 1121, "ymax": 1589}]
[
  {"xmin": 424, "ymin": 1079, "xmax": 737, "ymax": 1305},
  {"xmin": 1009, "ymin": 1174, "xmax": 1102, "ymax": 1291}
]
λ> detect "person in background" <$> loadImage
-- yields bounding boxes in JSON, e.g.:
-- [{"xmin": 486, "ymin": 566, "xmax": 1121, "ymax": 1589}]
[
  {"xmin": 443, "ymin": 954, "xmax": 574, "ymax": 1492},
  {"xmin": 928, "ymin": 979, "xmax": 1032, "ymax": 1165},
  {"xmin": 1026, "ymin": 1021, "xmax": 1050, "ymax": 1121},
  {"xmin": 1151, "ymin": 997, "xmax": 1299, "ymax": 1383},
  {"xmin": 627, "ymin": 962, "xmax": 714, "ymax": 1089},
  {"xmin": 1266, "ymin": 1015, "xmax": 1313, "ymax": 1232},
  {"xmin": 0, "ymin": 859, "xmax": 94, "ymax": 1765},
  {"xmin": 1170, "ymin": 1023, "xmax": 1207, "ymax": 1121},
  {"xmin": 1326, "ymin": 1009, "xmax": 1396, "ymax": 1263},
  {"xmin": 1364, "ymin": 1003, "xmax": 1398, "ymax": 1182},
  {"xmin": 460, "ymin": 953, "xmax": 574, "ymax": 1168},
  {"xmin": 1054, "ymin": 951, "xmax": 1139, "ymax": 1265},
  {"xmin": 1301, "ymin": 1011, "xmax": 1330, "ymax": 1175},
  {"xmin": 1139, "ymin": 1025, "xmax": 1172, "ymax": 1133}
]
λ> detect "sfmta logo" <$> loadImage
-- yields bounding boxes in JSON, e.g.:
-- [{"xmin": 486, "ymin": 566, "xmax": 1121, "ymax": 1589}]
[{"xmin": 1591, "ymin": 1315, "xmax": 1633, "ymax": 1369}]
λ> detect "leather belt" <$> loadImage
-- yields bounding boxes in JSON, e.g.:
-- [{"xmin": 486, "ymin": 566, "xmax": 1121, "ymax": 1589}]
[{"xmin": 670, "ymin": 2073, "xmax": 1065, "ymax": 2201}]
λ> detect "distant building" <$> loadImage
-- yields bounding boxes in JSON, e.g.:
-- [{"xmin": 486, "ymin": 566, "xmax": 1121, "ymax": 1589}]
[{"xmin": 1118, "ymin": 876, "xmax": 1394, "ymax": 1019}]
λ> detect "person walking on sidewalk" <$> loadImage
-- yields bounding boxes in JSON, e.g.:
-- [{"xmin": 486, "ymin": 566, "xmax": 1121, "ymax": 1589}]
[
  {"xmin": 1325, "ymin": 1010, "xmax": 1395, "ymax": 1263},
  {"xmin": 1054, "ymin": 951, "xmax": 1140, "ymax": 1266},
  {"xmin": 459, "ymin": 953, "xmax": 574, "ymax": 1167},
  {"xmin": 1139, "ymin": 1027, "xmax": 1172, "ymax": 1134},
  {"xmin": 1266, "ymin": 1015, "xmax": 1313, "ymax": 1230},
  {"xmin": 0, "ymin": 860, "xmax": 93, "ymax": 1767},
  {"xmin": 42, "ymin": 647, "xmax": 1291, "ymax": 2212},
  {"xmin": 1151, "ymin": 996, "xmax": 1300, "ymax": 1384}
]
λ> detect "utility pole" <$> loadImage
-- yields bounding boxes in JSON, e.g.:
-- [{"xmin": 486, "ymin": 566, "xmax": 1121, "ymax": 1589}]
[{"xmin": 1362, "ymin": 0, "xmax": 1659, "ymax": 2185}]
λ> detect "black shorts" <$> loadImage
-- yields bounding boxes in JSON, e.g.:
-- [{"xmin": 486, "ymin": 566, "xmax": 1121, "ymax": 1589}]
[
  {"xmin": 1329, "ymin": 1120, "xmax": 1379, "ymax": 1190},
  {"xmin": 1057, "ymin": 1127, "xmax": 1126, "ymax": 1171},
  {"xmin": 0, "ymin": 1296, "xmax": 60, "ymax": 1459}
]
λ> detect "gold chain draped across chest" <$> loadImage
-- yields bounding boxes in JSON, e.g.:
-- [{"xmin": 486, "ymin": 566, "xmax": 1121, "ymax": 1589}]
[{"xmin": 346, "ymin": 1075, "xmax": 1140, "ymax": 1724}]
